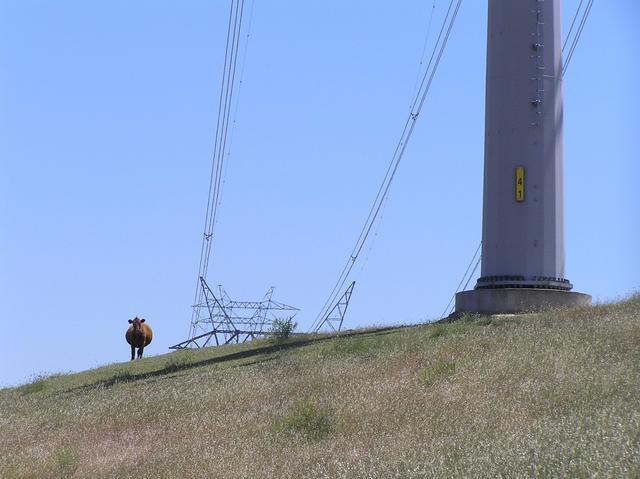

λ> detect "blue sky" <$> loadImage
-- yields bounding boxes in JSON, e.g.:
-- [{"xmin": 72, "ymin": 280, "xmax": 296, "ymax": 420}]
[{"xmin": 1, "ymin": 1, "xmax": 638, "ymax": 387}]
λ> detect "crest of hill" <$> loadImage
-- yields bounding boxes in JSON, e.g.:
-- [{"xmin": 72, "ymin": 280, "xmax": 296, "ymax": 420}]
[{"xmin": 1, "ymin": 294, "xmax": 639, "ymax": 478}]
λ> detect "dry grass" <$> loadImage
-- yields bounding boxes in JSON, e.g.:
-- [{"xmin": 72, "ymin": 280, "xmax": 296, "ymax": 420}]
[{"xmin": 1, "ymin": 295, "xmax": 639, "ymax": 478}]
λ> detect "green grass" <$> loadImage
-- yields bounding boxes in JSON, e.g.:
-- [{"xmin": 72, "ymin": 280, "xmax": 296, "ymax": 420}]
[
  {"xmin": 17, "ymin": 375, "xmax": 49, "ymax": 396},
  {"xmin": 273, "ymin": 399, "xmax": 333, "ymax": 441},
  {"xmin": 418, "ymin": 360, "xmax": 457, "ymax": 386},
  {"xmin": 49, "ymin": 447, "xmax": 79, "ymax": 479},
  {"xmin": 1, "ymin": 294, "xmax": 639, "ymax": 478}
]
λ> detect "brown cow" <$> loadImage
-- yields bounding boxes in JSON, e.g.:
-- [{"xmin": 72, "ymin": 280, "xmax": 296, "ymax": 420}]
[{"xmin": 125, "ymin": 317, "xmax": 153, "ymax": 360}]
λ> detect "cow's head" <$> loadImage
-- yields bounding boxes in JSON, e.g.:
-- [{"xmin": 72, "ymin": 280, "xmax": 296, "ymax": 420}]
[{"xmin": 128, "ymin": 317, "xmax": 146, "ymax": 330}]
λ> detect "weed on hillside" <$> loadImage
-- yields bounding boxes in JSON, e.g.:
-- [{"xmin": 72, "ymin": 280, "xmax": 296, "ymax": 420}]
[
  {"xmin": 18, "ymin": 376, "xmax": 48, "ymax": 396},
  {"xmin": 418, "ymin": 360, "xmax": 457, "ymax": 386},
  {"xmin": 273, "ymin": 399, "xmax": 333, "ymax": 441}
]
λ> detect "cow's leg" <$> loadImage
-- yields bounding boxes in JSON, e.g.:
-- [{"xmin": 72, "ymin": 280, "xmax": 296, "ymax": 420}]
[
  {"xmin": 138, "ymin": 346, "xmax": 144, "ymax": 359},
  {"xmin": 130, "ymin": 345, "xmax": 135, "ymax": 361}
]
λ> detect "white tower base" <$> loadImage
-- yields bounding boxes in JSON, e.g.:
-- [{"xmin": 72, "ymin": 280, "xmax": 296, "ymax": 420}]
[{"xmin": 455, "ymin": 289, "xmax": 591, "ymax": 315}]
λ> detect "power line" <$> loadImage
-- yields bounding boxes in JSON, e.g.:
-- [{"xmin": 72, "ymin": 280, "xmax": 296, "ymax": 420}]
[
  {"xmin": 562, "ymin": 0, "xmax": 586, "ymax": 54},
  {"xmin": 203, "ymin": 0, "xmax": 245, "ymax": 278},
  {"xmin": 439, "ymin": 242, "xmax": 481, "ymax": 320},
  {"xmin": 215, "ymin": 0, "xmax": 257, "ymax": 219},
  {"xmin": 410, "ymin": 0, "xmax": 438, "ymax": 106},
  {"xmin": 190, "ymin": 0, "xmax": 249, "ymax": 337},
  {"xmin": 562, "ymin": 0, "xmax": 594, "ymax": 77},
  {"xmin": 310, "ymin": 0, "xmax": 464, "ymax": 332}
]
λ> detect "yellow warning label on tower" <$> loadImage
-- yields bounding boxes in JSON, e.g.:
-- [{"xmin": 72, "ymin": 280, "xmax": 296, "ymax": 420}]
[{"xmin": 515, "ymin": 167, "xmax": 525, "ymax": 202}]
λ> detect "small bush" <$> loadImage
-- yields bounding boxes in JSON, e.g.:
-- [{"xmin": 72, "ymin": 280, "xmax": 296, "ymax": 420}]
[
  {"xmin": 273, "ymin": 400, "xmax": 332, "ymax": 441},
  {"xmin": 102, "ymin": 371, "xmax": 134, "ymax": 387},
  {"xmin": 475, "ymin": 317, "xmax": 494, "ymax": 326},
  {"xmin": 429, "ymin": 325, "xmax": 447, "ymax": 339},
  {"xmin": 19, "ymin": 375, "xmax": 48, "ymax": 395},
  {"xmin": 269, "ymin": 317, "xmax": 297, "ymax": 342},
  {"xmin": 458, "ymin": 313, "xmax": 484, "ymax": 323},
  {"xmin": 419, "ymin": 360, "xmax": 457, "ymax": 387},
  {"xmin": 429, "ymin": 322, "xmax": 473, "ymax": 339},
  {"xmin": 321, "ymin": 337, "xmax": 374, "ymax": 357},
  {"xmin": 49, "ymin": 447, "xmax": 78, "ymax": 478},
  {"xmin": 164, "ymin": 351, "xmax": 196, "ymax": 373}
]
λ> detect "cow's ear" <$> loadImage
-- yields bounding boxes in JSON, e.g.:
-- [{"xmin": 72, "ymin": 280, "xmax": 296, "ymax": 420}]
[
  {"xmin": 128, "ymin": 319, "xmax": 133, "ymax": 324},
  {"xmin": 140, "ymin": 318, "xmax": 146, "ymax": 323}
]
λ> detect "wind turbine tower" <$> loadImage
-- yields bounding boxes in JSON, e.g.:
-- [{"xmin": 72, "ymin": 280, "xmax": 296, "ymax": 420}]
[{"xmin": 456, "ymin": 0, "xmax": 591, "ymax": 313}]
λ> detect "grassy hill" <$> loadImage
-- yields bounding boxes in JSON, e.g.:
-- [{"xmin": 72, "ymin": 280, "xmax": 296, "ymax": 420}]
[{"xmin": 1, "ymin": 295, "xmax": 639, "ymax": 478}]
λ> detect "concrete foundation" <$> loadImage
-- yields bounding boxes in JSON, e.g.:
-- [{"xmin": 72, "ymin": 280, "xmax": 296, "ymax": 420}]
[{"xmin": 455, "ymin": 288, "xmax": 591, "ymax": 315}]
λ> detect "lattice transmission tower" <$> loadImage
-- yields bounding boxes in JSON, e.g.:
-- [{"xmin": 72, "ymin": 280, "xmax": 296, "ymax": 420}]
[
  {"xmin": 170, "ymin": 277, "xmax": 299, "ymax": 349},
  {"xmin": 314, "ymin": 281, "xmax": 355, "ymax": 333}
]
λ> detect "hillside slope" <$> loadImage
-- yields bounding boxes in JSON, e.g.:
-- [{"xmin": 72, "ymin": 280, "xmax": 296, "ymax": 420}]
[{"xmin": 1, "ymin": 296, "xmax": 639, "ymax": 478}]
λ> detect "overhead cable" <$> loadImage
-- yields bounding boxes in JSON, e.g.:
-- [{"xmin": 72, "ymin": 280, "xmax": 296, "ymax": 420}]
[
  {"xmin": 190, "ymin": 0, "xmax": 248, "ymax": 337},
  {"xmin": 438, "ymin": 242, "xmax": 481, "ymax": 320},
  {"xmin": 562, "ymin": 0, "xmax": 586, "ymax": 54},
  {"xmin": 310, "ymin": 0, "xmax": 464, "ymax": 332},
  {"xmin": 562, "ymin": 0, "xmax": 594, "ymax": 77}
]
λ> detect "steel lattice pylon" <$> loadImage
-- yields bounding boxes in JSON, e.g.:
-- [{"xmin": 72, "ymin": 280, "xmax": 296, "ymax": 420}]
[
  {"xmin": 170, "ymin": 277, "xmax": 299, "ymax": 349},
  {"xmin": 314, "ymin": 281, "xmax": 355, "ymax": 333}
]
